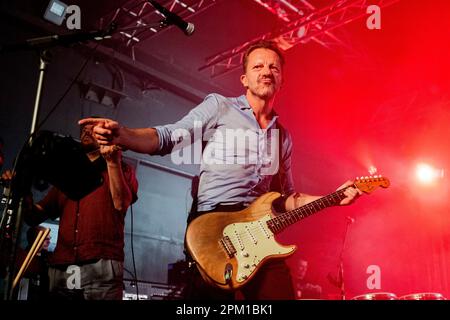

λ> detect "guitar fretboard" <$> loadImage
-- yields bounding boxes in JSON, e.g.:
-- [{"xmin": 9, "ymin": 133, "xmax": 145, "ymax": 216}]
[{"xmin": 266, "ymin": 188, "xmax": 349, "ymax": 234}]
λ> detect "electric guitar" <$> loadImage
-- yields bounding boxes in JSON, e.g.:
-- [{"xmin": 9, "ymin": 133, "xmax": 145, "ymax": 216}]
[{"xmin": 185, "ymin": 176, "xmax": 390, "ymax": 290}]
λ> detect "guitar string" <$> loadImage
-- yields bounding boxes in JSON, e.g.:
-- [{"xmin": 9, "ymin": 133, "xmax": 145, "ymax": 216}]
[
  {"xmin": 225, "ymin": 190, "xmax": 348, "ymax": 245},
  {"xmin": 223, "ymin": 179, "xmax": 386, "ymax": 246},
  {"xmin": 218, "ymin": 180, "xmax": 385, "ymax": 257},
  {"xmin": 226, "ymin": 205, "xmax": 320, "ymax": 245}
]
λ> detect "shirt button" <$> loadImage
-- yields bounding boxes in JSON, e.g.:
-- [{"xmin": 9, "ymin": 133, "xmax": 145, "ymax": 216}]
[{"xmin": 75, "ymin": 229, "xmax": 78, "ymax": 233}]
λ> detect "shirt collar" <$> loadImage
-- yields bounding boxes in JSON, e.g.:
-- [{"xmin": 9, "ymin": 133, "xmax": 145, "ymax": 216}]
[
  {"xmin": 237, "ymin": 95, "xmax": 252, "ymax": 110},
  {"xmin": 237, "ymin": 95, "xmax": 280, "ymax": 121}
]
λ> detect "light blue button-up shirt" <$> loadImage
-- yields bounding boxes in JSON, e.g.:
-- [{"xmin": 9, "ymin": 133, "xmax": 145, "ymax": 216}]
[{"xmin": 155, "ymin": 93, "xmax": 295, "ymax": 211}]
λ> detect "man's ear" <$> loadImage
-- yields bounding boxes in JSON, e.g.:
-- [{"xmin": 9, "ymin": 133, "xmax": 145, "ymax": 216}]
[{"xmin": 240, "ymin": 74, "xmax": 248, "ymax": 88}]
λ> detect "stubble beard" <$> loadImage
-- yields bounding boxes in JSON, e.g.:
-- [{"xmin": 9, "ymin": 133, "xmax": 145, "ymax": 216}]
[{"xmin": 252, "ymin": 84, "xmax": 276, "ymax": 100}]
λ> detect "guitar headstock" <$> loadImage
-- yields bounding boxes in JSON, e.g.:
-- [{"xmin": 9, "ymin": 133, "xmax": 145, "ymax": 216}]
[{"xmin": 355, "ymin": 175, "xmax": 390, "ymax": 194}]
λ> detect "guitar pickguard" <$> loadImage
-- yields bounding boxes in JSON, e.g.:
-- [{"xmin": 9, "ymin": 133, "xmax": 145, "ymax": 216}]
[{"xmin": 222, "ymin": 214, "xmax": 295, "ymax": 282}]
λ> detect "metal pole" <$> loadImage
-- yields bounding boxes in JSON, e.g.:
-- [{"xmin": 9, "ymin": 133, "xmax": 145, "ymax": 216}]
[{"xmin": 30, "ymin": 51, "xmax": 50, "ymax": 135}]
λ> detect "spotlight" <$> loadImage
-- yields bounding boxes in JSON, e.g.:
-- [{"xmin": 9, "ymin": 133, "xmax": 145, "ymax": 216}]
[
  {"xmin": 43, "ymin": 0, "xmax": 68, "ymax": 26},
  {"xmin": 368, "ymin": 165, "xmax": 377, "ymax": 175},
  {"xmin": 297, "ymin": 26, "xmax": 307, "ymax": 39},
  {"xmin": 416, "ymin": 163, "xmax": 444, "ymax": 185}
]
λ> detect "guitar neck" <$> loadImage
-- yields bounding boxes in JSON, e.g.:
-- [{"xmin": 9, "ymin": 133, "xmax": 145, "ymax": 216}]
[{"xmin": 267, "ymin": 187, "xmax": 350, "ymax": 234}]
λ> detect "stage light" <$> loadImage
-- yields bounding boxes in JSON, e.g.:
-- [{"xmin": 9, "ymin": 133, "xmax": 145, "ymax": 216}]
[
  {"xmin": 43, "ymin": 0, "xmax": 68, "ymax": 26},
  {"xmin": 297, "ymin": 26, "xmax": 307, "ymax": 39},
  {"xmin": 415, "ymin": 163, "xmax": 444, "ymax": 185},
  {"xmin": 368, "ymin": 165, "xmax": 377, "ymax": 175}
]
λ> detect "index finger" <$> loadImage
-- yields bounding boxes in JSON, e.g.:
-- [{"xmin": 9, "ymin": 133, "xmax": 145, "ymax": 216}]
[{"xmin": 78, "ymin": 118, "xmax": 109, "ymax": 126}]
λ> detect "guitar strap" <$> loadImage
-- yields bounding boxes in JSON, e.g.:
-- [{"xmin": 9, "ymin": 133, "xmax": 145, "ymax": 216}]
[
  {"xmin": 270, "ymin": 120, "xmax": 289, "ymax": 212},
  {"xmin": 272, "ymin": 120, "xmax": 286, "ymax": 196}
]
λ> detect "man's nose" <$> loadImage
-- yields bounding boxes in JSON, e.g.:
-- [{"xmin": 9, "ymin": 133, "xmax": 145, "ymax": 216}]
[{"xmin": 261, "ymin": 65, "xmax": 272, "ymax": 75}]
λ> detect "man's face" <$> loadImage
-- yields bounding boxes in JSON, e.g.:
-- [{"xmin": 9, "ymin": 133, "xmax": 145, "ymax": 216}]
[
  {"xmin": 240, "ymin": 48, "xmax": 283, "ymax": 100},
  {"xmin": 80, "ymin": 124, "xmax": 99, "ymax": 152}
]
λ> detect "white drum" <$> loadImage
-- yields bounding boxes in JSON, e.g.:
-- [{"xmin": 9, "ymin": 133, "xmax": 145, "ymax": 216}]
[
  {"xmin": 399, "ymin": 292, "xmax": 446, "ymax": 300},
  {"xmin": 351, "ymin": 292, "xmax": 398, "ymax": 300}
]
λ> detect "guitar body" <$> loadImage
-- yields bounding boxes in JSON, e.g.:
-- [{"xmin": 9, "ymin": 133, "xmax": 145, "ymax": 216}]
[{"xmin": 185, "ymin": 192, "xmax": 296, "ymax": 291}]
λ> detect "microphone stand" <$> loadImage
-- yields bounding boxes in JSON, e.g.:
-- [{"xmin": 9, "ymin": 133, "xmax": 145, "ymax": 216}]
[
  {"xmin": 0, "ymin": 24, "xmax": 116, "ymax": 300},
  {"xmin": 330, "ymin": 217, "xmax": 354, "ymax": 300},
  {"xmin": 0, "ymin": 18, "xmax": 173, "ymax": 299}
]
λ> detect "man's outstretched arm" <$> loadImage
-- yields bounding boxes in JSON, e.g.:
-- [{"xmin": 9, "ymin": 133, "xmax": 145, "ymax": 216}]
[{"xmin": 78, "ymin": 118, "xmax": 159, "ymax": 155}]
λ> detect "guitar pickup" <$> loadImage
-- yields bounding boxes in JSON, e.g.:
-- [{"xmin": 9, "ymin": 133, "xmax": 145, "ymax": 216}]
[{"xmin": 219, "ymin": 236, "xmax": 237, "ymax": 258}]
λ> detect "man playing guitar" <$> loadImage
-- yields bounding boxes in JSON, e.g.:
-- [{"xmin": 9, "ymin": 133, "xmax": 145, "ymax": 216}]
[{"xmin": 79, "ymin": 40, "xmax": 363, "ymax": 299}]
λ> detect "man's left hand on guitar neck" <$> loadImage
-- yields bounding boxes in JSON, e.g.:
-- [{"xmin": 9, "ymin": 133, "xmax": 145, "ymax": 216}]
[
  {"xmin": 284, "ymin": 180, "xmax": 362, "ymax": 211},
  {"xmin": 337, "ymin": 180, "xmax": 362, "ymax": 205}
]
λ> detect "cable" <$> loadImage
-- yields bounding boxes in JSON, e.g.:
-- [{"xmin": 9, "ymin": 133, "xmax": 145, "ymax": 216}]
[
  {"xmin": 123, "ymin": 267, "xmax": 136, "ymax": 279},
  {"xmin": 129, "ymin": 204, "xmax": 139, "ymax": 300}
]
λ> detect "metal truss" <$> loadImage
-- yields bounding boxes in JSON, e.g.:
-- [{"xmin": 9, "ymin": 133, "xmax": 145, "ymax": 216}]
[
  {"xmin": 253, "ymin": 0, "xmax": 315, "ymax": 23},
  {"xmin": 199, "ymin": 0, "xmax": 399, "ymax": 78},
  {"xmin": 98, "ymin": 0, "xmax": 218, "ymax": 48},
  {"xmin": 253, "ymin": 0, "xmax": 348, "ymax": 51}
]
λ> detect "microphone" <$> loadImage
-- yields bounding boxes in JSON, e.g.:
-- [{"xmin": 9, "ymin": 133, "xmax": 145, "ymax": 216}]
[
  {"xmin": 346, "ymin": 216, "xmax": 355, "ymax": 224},
  {"xmin": 148, "ymin": 0, "xmax": 195, "ymax": 36},
  {"xmin": 0, "ymin": 24, "xmax": 116, "ymax": 53}
]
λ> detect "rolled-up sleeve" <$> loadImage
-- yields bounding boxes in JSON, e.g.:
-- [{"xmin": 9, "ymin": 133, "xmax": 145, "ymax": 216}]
[{"xmin": 153, "ymin": 94, "xmax": 221, "ymax": 156}]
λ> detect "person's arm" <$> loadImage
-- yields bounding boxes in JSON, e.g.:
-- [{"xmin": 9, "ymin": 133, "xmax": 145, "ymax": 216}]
[
  {"xmin": 284, "ymin": 181, "xmax": 362, "ymax": 211},
  {"xmin": 79, "ymin": 93, "xmax": 222, "ymax": 156},
  {"xmin": 77, "ymin": 119, "xmax": 160, "ymax": 155},
  {"xmin": 108, "ymin": 126, "xmax": 160, "ymax": 155},
  {"xmin": 100, "ymin": 145, "xmax": 133, "ymax": 212},
  {"xmin": 285, "ymin": 192, "xmax": 321, "ymax": 211},
  {"xmin": 273, "ymin": 128, "xmax": 361, "ymax": 211}
]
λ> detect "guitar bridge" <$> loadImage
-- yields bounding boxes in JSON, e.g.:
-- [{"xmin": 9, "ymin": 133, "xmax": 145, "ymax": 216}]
[{"xmin": 219, "ymin": 236, "xmax": 237, "ymax": 258}]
